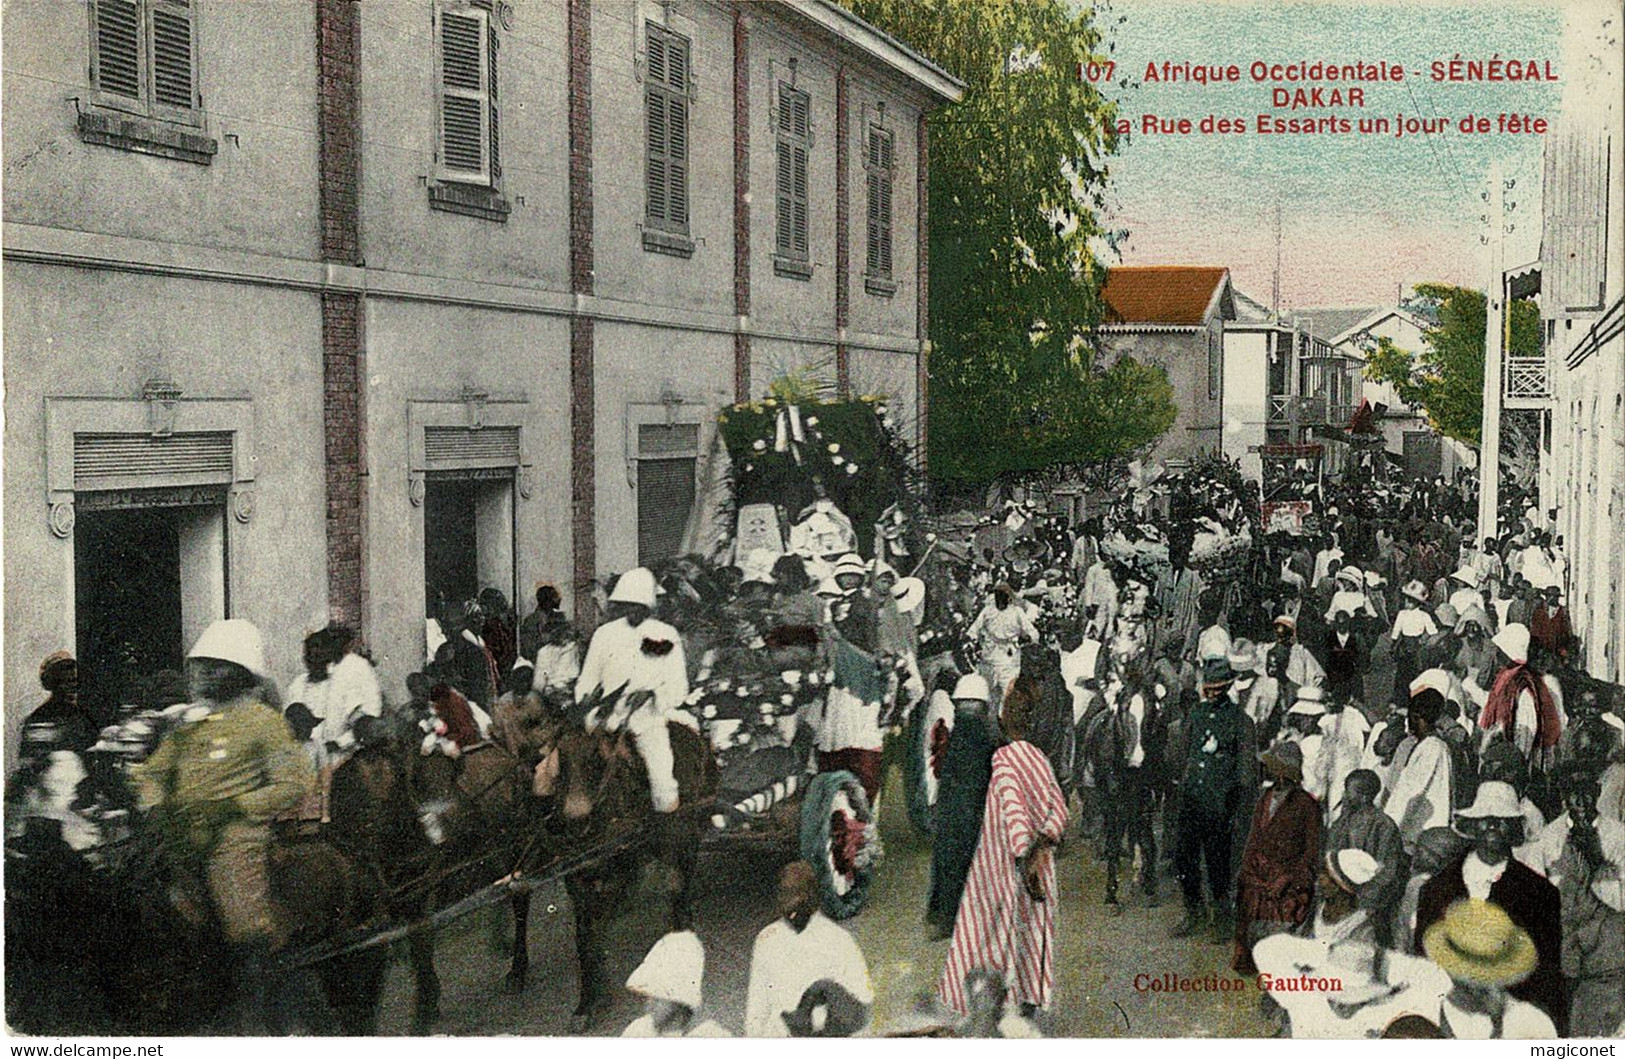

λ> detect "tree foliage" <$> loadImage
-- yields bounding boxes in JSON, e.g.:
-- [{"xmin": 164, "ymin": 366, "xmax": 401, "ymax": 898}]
[
  {"xmin": 850, "ymin": 0, "xmax": 1175, "ymax": 488},
  {"xmin": 1362, "ymin": 282, "xmax": 1540, "ymax": 447}
]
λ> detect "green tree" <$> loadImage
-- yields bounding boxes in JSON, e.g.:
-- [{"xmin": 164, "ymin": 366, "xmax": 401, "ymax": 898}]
[
  {"xmin": 1363, "ymin": 282, "xmax": 1540, "ymax": 446},
  {"xmin": 850, "ymin": 0, "xmax": 1175, "ymax": 489}
]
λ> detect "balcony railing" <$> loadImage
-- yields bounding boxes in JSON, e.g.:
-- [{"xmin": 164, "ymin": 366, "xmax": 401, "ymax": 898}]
[
  {"xmin": 1505, "ymin": 356, "xmax": 1550, "ymax": 402},
  {"xmin": 1267, "ymin": 395, "xmax": 1328, "ymax": 425}
]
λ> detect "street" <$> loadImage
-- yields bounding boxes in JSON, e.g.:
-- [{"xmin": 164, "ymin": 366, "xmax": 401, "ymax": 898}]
[{"xmin": 372, "ymin": 764, "xmax": 1272, "ymax": 1037}]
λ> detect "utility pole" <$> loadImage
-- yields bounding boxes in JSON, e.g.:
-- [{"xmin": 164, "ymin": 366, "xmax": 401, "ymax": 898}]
[
  {"xmin": 1271, "ymin": 195, "xmax": 1282, "ymax": 318},
  {"xmin": 1477, "ymin": 161, "xmax": 1505, "ymax": 543}
]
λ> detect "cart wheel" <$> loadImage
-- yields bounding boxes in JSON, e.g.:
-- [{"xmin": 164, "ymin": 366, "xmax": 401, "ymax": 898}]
[
  {"xmin": 799, "ymin": 770, "xmax": 873, "ymax": 920},
  {"xmin": 904, "ymin": 694, "xmax": 956, "ymax": 834}
]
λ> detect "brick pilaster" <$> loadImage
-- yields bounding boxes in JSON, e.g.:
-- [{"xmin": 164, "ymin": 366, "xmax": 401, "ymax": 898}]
[
  {"xmin": 916, "ymin": 113, "xmax": 930, "ymax": 472},
  {"xmin": 834, "ymin": 66, "xmax": 850, "ymax": 395},
  {"xmin": 317, "ymin": 0, "xmax": 365, "ymax": 630},
  {"xmin": 732, "ymin": 9, "xmax": 751, "ymax": 403},
  {"xmin": 568, "ymin": 0, "xmax": 596, "ymax": 627}
]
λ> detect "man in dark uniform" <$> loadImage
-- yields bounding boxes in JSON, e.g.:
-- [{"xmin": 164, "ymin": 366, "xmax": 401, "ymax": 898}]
[{"xmin": 1172, "ymin": 658, "xmax": 1252, "ymax": 943}]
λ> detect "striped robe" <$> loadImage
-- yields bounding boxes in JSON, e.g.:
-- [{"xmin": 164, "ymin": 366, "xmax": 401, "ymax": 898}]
[{"xmin": 938, "ymin": 740, "xmax": 1068, "ymax": 1014}]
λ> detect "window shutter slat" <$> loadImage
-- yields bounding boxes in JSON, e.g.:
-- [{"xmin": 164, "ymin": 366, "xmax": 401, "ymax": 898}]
[
  {"xmin": 487, "ymin": 20, "xmax": 500, "ymax": 180},
  {"xmin": 880, "ymin": 176, "xmax": 893, "ymax": 274},
  {"xmin": 667, "ymin": 94, "xmax": 687, "ymax": 160},
  {"xmin": 442, "ymin": 96, "xmax": 485, "ymax": 171},
  {"xmin": 867, "ymin": 171, "xmax": 882, "ymax": 273},
  {"xmin": 668, "ymin": 37, "xmax": 687, "ymax": 91},
  {"xmin": 646, "ymin": 27, "xmax": 667, "ymax": 86},
  {"xmin": 776, "ymin": 140, "xmax": 794, "ymax": 252},
  {"xmin": 150, "ymin": 3, "xmax": 194, "ymax": 108},
  {"xmin": 441, "ymin": 12, "xmax": 483, "ymax": 90},
  {"xmin": 94, "ymin": 0, "xmax": 142, "ymax": 99},
  {"xmin": 669, "ymin": 159, "xmax": 688, "ymax": 225}
]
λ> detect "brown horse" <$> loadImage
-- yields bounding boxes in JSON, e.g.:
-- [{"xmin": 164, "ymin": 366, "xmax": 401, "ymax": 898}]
[
  {"xmin": 316, "ymin": 704, "xmax": 716, "ymax": 1035},
  {"xmin": 324, "ymin": 737, "xmax": 534, "ymax": 1034},
  {"xmin": 516, "ymin": 719, "xmax": 717, "ymax": 1030}
]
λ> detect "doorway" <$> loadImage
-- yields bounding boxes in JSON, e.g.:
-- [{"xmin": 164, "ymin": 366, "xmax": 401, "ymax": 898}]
[
  {"xmin": 73, "ymin": 499, "xmax": 227, "ymax": 719},
  {"xmin": 423, "ymin": 472, "xmax": 516, "ymax": 626}
]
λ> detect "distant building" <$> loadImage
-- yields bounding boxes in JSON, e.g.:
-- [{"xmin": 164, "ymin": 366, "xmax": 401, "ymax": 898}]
[
  {"xmin": 1316, "ymin": 307, "xmax": 1474, "ymax": 480},
  {"xmin": 1099, "ymin": 266, "xmax": 1235, "ymax": 465}
]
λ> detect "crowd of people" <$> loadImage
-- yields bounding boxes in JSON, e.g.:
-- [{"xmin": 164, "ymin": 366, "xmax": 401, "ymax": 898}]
[
  {"xmin": 918, "ymin": 464, "xmax": 1623, "ymax": 1039},
  {"xmin": 8, "ymin": 456, "xmax": 1624, "ymax": 1039}
]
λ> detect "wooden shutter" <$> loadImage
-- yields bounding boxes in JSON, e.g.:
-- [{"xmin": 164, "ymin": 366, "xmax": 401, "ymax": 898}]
[
  {"xmin": 637, "ymin": 457, "xmax": 696, "ymax": 564},
  {"xmin": 73, "ymin": 432, "xmax": 233, "ymax": 491},
  {"xmin": 424, "ymin": 426, "xmax": 521, "ymax": 469},
  {"xmin": 92, "ymin": 0, "xmax": 142, "ymax": 100},
  {"xmin": 866, "ymin": 127, "xmax": 894, "ymax": 277},
  {"xmin": 438, "ymin": 6, "xmax": 491, "ymax": 183},
  {"xmin": 476, "ymin": 0, "xmax": 500, "ymax": 182},
  {"xmin": 148, "ymin": 0, "xmax": 195, "ymax": 113},
  {"xmin": 645, "ymin": 23, "xmax": 690, "ymax": 232},
  {"xmin": 776, "ymin": 84, "xmax": 810, "ymax": 258}
]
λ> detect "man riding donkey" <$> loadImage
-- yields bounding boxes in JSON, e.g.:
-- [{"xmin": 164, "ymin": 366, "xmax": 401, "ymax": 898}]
[{"xmin": 130, "ymin": 619, "xmax": 330, "ymax": 1032}]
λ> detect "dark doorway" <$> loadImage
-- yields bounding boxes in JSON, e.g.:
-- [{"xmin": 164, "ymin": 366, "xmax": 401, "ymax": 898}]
[
  {"xmin": 425, "ymin": 477, "xmax": 481, "ymax": 619},
  {"xmin": 74, "ymin": 506, "xmax": 185, "ymax": 720}
]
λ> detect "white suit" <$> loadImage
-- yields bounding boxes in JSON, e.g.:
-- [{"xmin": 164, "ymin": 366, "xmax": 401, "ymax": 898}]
[{"xmin": 576, "ymin": 616, "xmax": 694, "ymax": 813}]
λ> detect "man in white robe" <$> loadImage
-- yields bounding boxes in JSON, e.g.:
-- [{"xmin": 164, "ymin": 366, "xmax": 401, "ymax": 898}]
[{"xmin": 745, "ymin": 862, "xmax": 874, "ymax": 1037}]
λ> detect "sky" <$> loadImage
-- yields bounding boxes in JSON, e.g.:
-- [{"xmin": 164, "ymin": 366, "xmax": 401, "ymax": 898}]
[{"xmin": 1096, "ymin": 0, "xmax": 1570, "ymax": 310}]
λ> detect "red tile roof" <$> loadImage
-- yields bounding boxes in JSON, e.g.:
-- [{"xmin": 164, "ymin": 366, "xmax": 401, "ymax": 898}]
[{"xmin": 1101, "ymin": 266, "xmax": 1230, "ymax": 326}]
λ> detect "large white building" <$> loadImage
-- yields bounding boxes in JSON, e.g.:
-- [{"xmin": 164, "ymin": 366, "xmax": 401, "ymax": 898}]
[{"xmin": 2, "ymin": 0, "xmax": 961, "ymax": 760}]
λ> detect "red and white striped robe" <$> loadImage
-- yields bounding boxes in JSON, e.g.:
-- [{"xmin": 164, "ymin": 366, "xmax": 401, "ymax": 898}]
[{"xmin": 937, "ymin": 739, "xmax": 1068, "ymax": 1014}]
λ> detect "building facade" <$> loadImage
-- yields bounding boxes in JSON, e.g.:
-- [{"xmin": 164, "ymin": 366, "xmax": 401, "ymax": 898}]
[
  {"xmin": 1098, "ymin": 265, "xmax": 1234, "ymax": 466},
  {"xmin": 2, "ymin": 0, "xmax": 960, "ymax": 757},
  {"xmin": 1517, "ymin": 3, "xmax": 1624, "ymax": 685}
]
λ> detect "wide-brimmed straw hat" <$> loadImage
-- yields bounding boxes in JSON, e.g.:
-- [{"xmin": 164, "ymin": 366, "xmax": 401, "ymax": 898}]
[
  {"xmin": 1422, "ymin": 899, "xmax": 1538, "ymax": 987},
  {"xmin": 1402, "ymin": 580, "xmax": 1429, "ymax": 604}
]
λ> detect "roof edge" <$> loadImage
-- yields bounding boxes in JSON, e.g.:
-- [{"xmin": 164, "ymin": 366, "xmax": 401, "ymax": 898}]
[
  {"xmin": 783, "ymin": 1, "xmax": 966, "ymax": 104},
  {"xmin": 1326, "ymin": 306, "xmax": 1433, "ymax": 346}
]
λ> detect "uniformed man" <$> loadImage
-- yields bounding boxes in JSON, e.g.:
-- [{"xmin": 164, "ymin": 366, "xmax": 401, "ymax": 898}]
[
  {"xmin": 131, "ymin": 619, "xmax": 315, "ymax": 1032},
  {"xmin": 1171, "ymin": 657, "xmax": 1252, "ymax": 942}
]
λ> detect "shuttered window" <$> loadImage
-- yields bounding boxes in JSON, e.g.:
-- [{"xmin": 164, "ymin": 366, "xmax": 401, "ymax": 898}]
[
  {"xmin": 90, "ymin": 0, "xmax": 199, "ymax": 122},
  {"xmin": 73, "ymin": 431, "xmax": 233, "ymax": 491},
  {"xmin": 644, "ymin": 22, "xmax": 691, "ymax": 235},
  {"xmin": 638, "ymin": 459, "xmax": 696, "ymax": 564},
  {"xmin": 636, "ymin": 424, "xmax": 698, "ymax": 565},
  {"xmin": 865, "ymin": 125, "xmax": 895, "ymax": 279},
  {"xmin": 424, "ymin": 426, "xmax": 521, "ymax": 469},
  {"xmin": 437, "ymin": 3, "xmax": 499, "ymax": 186},
  {"xmin": 775, "ymin": 83, "xmax": 811, "ymax": 263}
]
